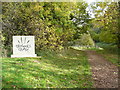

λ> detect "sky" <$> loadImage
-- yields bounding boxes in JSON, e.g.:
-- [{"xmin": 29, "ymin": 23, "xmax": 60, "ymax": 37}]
[
  {"xmin": 84, "ymin": 0, "xmax": 118, "ymax": 18},
  {"xmin": 84, "ymin": 0, "xmax": 119, "ymax": 4},
  {"xmin": 83, "ymin": 0, "xmax": 98, "ymax": 18},
  {"xmin": 84, "ymin": 0, "xmax": 97, "ymax": 4},
  {"xmin": 83, "ymin": 0, "xmax": 108, "ymax": 18}
]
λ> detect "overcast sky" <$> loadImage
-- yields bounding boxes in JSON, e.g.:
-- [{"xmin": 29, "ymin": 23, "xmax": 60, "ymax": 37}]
[
  {"xmin": 84, "ymin": 0, "xmax": 119, "ymax": 4},
  {"xmin": 84, "ymin": 0, "xmax": 97, "ymax": 4}
]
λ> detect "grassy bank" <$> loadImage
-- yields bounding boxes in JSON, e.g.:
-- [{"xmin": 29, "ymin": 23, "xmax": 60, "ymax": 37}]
[
  {"xmin": 96, "ymin": 43, "xmax": 119, "ymax": 66},
  {"xmin": 2, "ymin": 48, "xmax": 93, "ymax": 88}
]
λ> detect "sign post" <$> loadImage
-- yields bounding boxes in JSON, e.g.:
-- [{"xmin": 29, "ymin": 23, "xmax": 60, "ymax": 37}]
[{"xmin": 11, "ymin": 36, "xmax": 37, "ymax": 57}]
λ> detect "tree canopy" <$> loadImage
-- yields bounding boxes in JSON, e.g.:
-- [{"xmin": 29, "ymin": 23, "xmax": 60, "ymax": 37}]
[
  {"xmin": 2, "ymin": 2, "xmax": 119, "ymax": 52},
  {"xmin": 90, "ymin": 2, "xmax": 119, "ymax": 44}
]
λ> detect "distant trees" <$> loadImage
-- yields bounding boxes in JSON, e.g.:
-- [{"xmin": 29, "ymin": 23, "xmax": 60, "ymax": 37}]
[{"xmin": 90, "ymin": 2, "xmax": 119, "ymax": 44}]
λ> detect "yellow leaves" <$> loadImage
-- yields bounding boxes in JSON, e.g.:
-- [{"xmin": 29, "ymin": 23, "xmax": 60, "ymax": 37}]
[
  {"xmin": 2, "ymin": 2, "xmax": 78, "ymax": 50},
  {"xmin": 44, "ymin": 10, "xmax": 50, "ymax": 16},
  {"xmin": 97, "ymin": 2, "xmax": 107, "ymax": 9},
  {"xmin": 55, "ymin": 7, "xmax": 61, "ymax": 12},
  {"xmin": 34, "ymin": 4, "xmax": 43, "ymax": 12},
  {"xmin": 58, "ymin": 46, "xmax": 63, "ymax": 50},
  {"xmin": 0, "ymin": 34, "xmax": 5, "ymax": 41}
]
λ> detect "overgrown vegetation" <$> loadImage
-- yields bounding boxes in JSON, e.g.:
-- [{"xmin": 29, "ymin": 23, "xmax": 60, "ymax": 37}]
[
  {"xmin": 2, "ymin": 49, "xmax": 93, "ymax": 88},
  {"xmin": 2, "ymin": 2, "xmax": 89, "ymax": 52},
  {"xmin": 74, "ymin": 33, "xmax": 95, "ymax": 46},
  {"xmin": 2, "ymin": 2, "xmax": 119, "ymax": 56}
]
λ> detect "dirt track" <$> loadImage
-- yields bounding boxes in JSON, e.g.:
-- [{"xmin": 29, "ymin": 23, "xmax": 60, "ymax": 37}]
[{"xmin": 85, "ymin": 50, "xmax": 118, "ymax": 88}]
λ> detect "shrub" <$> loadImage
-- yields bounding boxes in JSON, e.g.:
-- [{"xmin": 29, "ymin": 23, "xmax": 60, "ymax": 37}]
[{"xmin": 75, "ymin": 33, "xmax": 95, "ymax": 46}]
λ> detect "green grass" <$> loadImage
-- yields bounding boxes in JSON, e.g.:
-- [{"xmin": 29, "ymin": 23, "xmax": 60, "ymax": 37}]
[
  {"xmin": 2, "ymin": 48, "xmax": 93, "ymax": 88},
  {"xmin": 70, "ymin": 46, "xmax": 103, "ymax": 51},
  {"xmin": 70, "ymin": 43, "xmax": 119, "ymax": 66},
  {"xmin": 95, "ymin": 43, "xmax": 119, "ymax": 66},
  {"xmin": 96, "ymin": 49, "xmax": 119, "ymax": 66}
]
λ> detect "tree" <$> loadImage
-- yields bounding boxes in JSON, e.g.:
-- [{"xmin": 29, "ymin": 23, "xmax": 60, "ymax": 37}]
[
  {"xmin": 91, "ymin": 2, "xmax": 119, "ymax": 43},
  {"xmin": 2, "ymin": 2, "xmax": 77, "ymax": 52},
  {"xmin": 70, "ymin": 2, "xmax": 92, "ymax": 39}
]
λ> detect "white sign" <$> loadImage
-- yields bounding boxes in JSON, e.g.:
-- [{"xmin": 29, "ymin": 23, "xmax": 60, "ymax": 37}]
[{"xmin": 11, "ymin": 36, "xmax": 37, "ymax": 57}]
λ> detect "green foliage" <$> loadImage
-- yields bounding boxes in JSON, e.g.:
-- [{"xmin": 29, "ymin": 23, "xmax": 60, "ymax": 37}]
[
  {"xmin": 91, "ymin": 2, "xmax": 119, "ymax": 43},
  {"xmin": 2, "ymin": 2, "xmax": 78, "ymax": 51},
  {"xmin": 89, "ymin": 28, "xmax": 100, "ymax": 42},
  {"xmin": 75, "ymin": 33, "xmax": 95, "ymax": 46},
  {"xmin": 99, "ymin": 30, "xmax": 117, "ymax": 43},
  {"xmin": 96, "ymin": 42, "xmax": 119, "ymax": 66},
  {"xmin": 71, "ymin": 2, "xmax": 91, "ymax": 39},
  {"xmin": 2, "ymin": 49, "xmax": 93, "ymax": 88}
]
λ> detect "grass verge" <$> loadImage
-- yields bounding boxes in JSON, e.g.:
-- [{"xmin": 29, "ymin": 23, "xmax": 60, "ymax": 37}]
[
  {"xmin": 95, "ymin": 43, "xmax": 119, "ymax": 66},
  {"xmin": 70, "ymin": 44, "xmax": 119, "ymax": 66}
]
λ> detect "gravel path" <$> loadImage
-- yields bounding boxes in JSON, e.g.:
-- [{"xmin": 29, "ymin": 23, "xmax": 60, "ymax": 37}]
[{"xmin": 85, "ymin": 50, "xmax": 119, "ymax": 88}]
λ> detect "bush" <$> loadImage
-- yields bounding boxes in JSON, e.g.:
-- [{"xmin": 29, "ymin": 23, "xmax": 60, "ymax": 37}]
[
  {"xmin": 96, "ymin": 42, "xmax": 118, "ymax": 54},
  {"xmin": 75, "ymin": 33, "xmax": 95, "ymax": 46}
]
